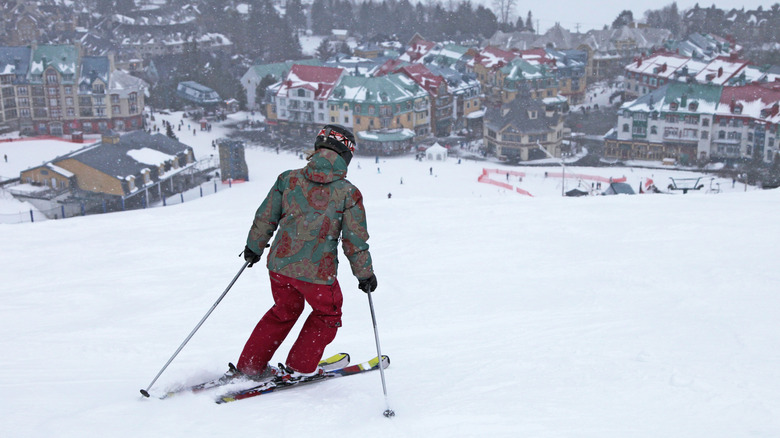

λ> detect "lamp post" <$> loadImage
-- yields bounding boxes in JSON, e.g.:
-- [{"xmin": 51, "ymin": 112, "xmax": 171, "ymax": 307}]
[{"xmin": 537, "ymin": 141, "xmax": 565, "ymax": 197}]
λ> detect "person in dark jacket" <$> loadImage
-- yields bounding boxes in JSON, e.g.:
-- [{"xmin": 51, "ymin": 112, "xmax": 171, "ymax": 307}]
[{"xmin": 238, "ymin": 124, "xmax": 377, "ymax": 380}]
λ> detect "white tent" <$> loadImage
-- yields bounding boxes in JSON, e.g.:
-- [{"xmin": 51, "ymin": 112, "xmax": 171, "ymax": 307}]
[{"xmin": 426, "ymin": 143, "xmax": 448, "ymax": 161}]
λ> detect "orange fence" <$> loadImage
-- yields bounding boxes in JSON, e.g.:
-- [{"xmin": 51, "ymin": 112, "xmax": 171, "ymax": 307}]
[
  {"xmin": 545, "ymin": 172, "xmax": 626, "ymax": 183},
  {"xmin": 477, "ymin": 168, "xmax": 533, "ymax": 196}
]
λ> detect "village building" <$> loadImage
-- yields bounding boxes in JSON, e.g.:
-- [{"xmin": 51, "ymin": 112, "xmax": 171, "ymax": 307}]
[
  {"xmin": 389, "ymin": 64, "xmax": 453, "ymax": 137},
  {"xmin": 328, "ymin": 73, "xmax": 430, "ymax": 154},
  {"xmin": 17, "ymin": 130, "xmax": 196, "ymax": 216},
  {"xmin": 241, "ymin": 59, "xmax": 322, "ymax": 111},
  {"xmin": 483, "ymin": 89, "xmax": 565, "ymax": 162},
  {"xmin": 176, "ymin": 81, "xmax": 221, "ymax": 107},
  {"xmin": 273, "ymin": 64, "xmax": 345, "ymax": 137},
  {"xmin": 605, "ymin": 81, "xmax": 780, "ymax": 164},
  {"xmin": 624, "ymin": 51, "xmax": 766, "ymax": 100},
  {"xmin": 0, "ymin": 44, "xmax": 147, "ymax": 135}
]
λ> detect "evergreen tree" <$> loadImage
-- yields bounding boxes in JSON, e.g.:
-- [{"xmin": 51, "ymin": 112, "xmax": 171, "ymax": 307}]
[
  {"xmin": 316, "ymin": 38, "xmax": 334, "ymax": 62},
  {"xmin": 311, "ymin": 0, "xmax": 334, "ymax": 36},
  {"xmin": 475, "ymin": 5, "xmax": 498, "ymax": 39},
  {"xmin": 166, "ymin": 123, "xmax": 178, "ymax": 141},
  {"xmin": 611, "ymin": 10, "xmax": 633, "ymax": 28},
  {"xmin": 525, "ymin": 11, "xmax": 534, "ymax": 32},
  {"xmin": 285, "ymin": 0, "xmax": 306, "ymax": 32}
]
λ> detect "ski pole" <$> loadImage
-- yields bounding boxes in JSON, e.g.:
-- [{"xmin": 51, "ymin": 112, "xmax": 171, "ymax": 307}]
[
  {"xmin": 367, "ymin": 291, "xmax": 395, "ymax": 418},
  {"xmin": 140, "ymin": 260, "xmax": 251, "ymax": 398}
]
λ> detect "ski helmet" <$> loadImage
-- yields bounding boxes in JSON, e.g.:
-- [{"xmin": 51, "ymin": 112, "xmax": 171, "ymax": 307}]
[{"xmin": 314, "ymin": 124, "xmax": 356, "ymax": 165}]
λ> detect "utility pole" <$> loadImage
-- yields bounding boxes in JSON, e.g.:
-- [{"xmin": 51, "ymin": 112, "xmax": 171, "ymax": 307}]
[{"xmin": 537, "ymin": 141, "xmax": 565, "ymax": 197}]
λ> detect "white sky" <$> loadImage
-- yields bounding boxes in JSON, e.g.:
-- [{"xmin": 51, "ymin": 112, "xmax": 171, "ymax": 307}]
[{"xmin": 486, "ymin": 0, "xmax": 775, "ymax": 33}]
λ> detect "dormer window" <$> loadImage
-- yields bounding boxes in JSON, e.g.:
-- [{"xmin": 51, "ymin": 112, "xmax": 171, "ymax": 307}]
[
  {"xmin": 733, "ymin": 104, "xmax": 743, "ymax": 114},
  {"xmin": 670, "ymin": 102, "xmax": 678, "ymax": 111},
  {"xmin": 688, "ymin": 102, "xmax": 698, "ymax": 111},
  {"xmin": 529, "ymin": 110, "xmax": 537, "ymax": 119}
]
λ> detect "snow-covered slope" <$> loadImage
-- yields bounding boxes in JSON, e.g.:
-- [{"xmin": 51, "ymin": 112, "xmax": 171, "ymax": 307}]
[{"xmin": 2, "ymin": 123, "xmax": 780, "ymax": 437}]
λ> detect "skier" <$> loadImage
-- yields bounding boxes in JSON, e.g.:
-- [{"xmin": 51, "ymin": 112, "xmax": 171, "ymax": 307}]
[{"xmin": 238, "ymin": 124, "xmax": 378, "ymax": 381}]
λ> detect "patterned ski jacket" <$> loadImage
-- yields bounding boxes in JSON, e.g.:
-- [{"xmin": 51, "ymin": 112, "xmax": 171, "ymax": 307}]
[{"xmin": 246, "ymin": 148, "xmax": 374, "ymax": 285}]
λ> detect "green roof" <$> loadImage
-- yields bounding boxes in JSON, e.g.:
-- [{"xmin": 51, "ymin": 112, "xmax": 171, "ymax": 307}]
[
  {"xmin": 500, "ymin": 58, "xmax": 550, "ymax": 86},
  {"xmin": 30, "ymin": 45, "xmax": 79, "ymax": 77},
  {"xmin": 330, "ymin": 74, "xmax": 427, "ymax": 115},
  {"xmin": 247, "ymin": 59, "xmax": 322, "ymax": 84}
]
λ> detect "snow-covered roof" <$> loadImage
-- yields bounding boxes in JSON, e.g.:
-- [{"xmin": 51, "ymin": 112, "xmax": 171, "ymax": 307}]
[{"xmin": 277, "ymin": 65, "xmax": 344, "ymax": 101}]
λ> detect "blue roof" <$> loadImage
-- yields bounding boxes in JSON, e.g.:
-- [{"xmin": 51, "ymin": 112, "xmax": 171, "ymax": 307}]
[{"xmin": 0, "ymin": 46, "xmax": 32, "ymax": 79}]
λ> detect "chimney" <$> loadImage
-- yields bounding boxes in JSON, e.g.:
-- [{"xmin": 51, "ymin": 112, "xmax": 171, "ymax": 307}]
[
  {"xmin": 102, "ymin": 130, "xmax": 120, "ymax": 144},
  {"xmin": 718, "ymin": 67, "xmax": 723, "ymax": 77}
]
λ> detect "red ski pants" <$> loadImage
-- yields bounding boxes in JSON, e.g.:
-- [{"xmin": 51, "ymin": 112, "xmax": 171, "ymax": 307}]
[{"xmin": 237, "ymin": 271, "xmax": 343, "ymax": 375}]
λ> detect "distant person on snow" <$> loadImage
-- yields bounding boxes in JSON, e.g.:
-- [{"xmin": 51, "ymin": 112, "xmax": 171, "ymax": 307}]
[{"xmin": 237, "ymin": 124, "xmax": 377, "ymax": 381}]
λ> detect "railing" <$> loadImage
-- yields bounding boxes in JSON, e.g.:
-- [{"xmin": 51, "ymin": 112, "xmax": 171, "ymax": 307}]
[{"xmin": 0, "ymin": 178, "xmax": 232, "ymax": 225}]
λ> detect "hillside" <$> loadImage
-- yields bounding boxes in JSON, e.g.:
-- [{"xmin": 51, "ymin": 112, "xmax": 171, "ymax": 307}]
[{"xmin": 1, "ymin": 114, "xmax": 780, "ymax": 437}]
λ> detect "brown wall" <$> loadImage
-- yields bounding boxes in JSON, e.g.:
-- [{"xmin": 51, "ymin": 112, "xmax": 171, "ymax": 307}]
[
  {"xmin": 55, "ymin": 158, "xmax": 125, "ymax": 195},
  {"xmin": 20, "ymin": 166, "xmax": 71, "ymax": 189}
]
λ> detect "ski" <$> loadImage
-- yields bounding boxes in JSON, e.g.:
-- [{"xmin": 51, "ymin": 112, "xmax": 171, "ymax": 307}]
[
  {"xmin": 217, "ymin": 355, "xmax": 390, "ymax": 404},
  {"xmin": 160, "ymin": 352, "xmax": 350, "ymax": 399}
]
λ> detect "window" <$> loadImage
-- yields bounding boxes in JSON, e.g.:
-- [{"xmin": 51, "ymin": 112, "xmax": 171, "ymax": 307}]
[
  {"xmin": 702, "ymin": 131, "xmax": 708, "ymax": 139},
  {"xmin": 718, "ymin": 131, "xmax": 725, "ymax": 139},
  {"xmin": 702, "ymin": 118, "xmax": 709, "ymax": 127},
  {"xmin": 650, "ymin": 126, "xmax": 658, "ymax": 135},
  {"xmin": 297, "ymin": 89, "xmax": 306, "ymax": 98},
  {"xmin": 622, "ymin": 123, "xmax": 629, "ymax": 132},
  {"xmin": 18, "ymin": 86, "xmax": 28, "ymax": 96}
]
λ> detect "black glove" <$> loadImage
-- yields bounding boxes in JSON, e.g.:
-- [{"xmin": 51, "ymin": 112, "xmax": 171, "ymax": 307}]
[
  {"xmin": 358, "ymin": 274, "xmax": 378, "ymax": 293},
  {"xmin": 243, "ymin": 245, "xmax": 261, "ymax": 267}
]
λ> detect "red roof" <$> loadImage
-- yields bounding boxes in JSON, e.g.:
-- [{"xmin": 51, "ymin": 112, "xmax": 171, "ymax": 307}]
[
  {"xmin": 475, "ymin": 46, "xmax": 517, "ymax": 69},
  {"xmin": 396, "ymin": 64, "xmax": 444, "ymax": 95},
  {"xmin": 282, "ymin": 64, "xmax": 344, "ymax": 100},
  {"xmin": 375, "ymin": 59, "xmax": 406, "ymax": 77},
  {"xmin": 405, "ymin": 39, "xmax": 436, "ymax": 62},
  {"xmin": 518, "ymin": 48, "xmax": 556, "ymax": 68}
]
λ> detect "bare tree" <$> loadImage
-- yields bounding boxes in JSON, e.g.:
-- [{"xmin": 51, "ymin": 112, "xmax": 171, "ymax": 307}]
[{"xmin": 492, "ymin": 0, "xmax": 516, "ymax": 26}]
